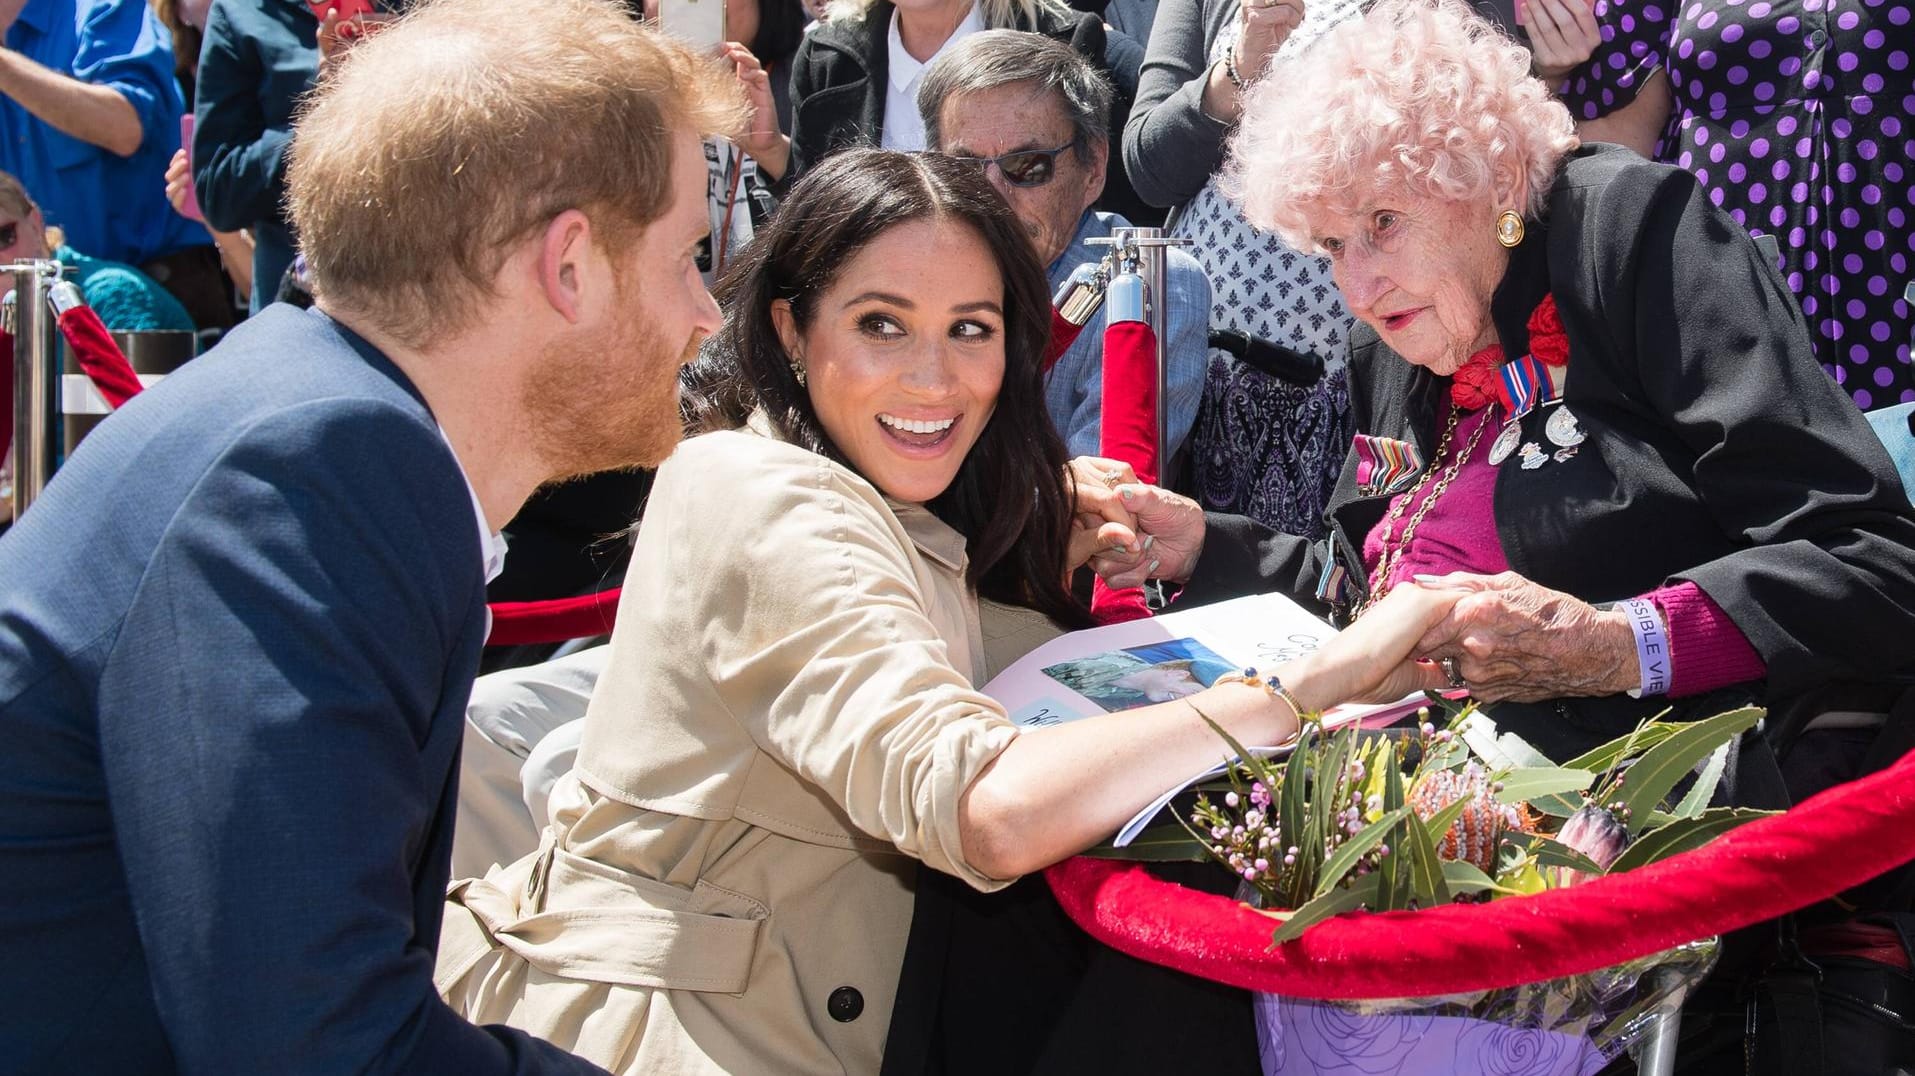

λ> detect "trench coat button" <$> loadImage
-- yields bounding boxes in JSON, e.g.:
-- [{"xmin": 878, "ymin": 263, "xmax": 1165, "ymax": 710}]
[{"xmin": 827, "ymin": 986, "xmax": 864, "ymax": 1022}]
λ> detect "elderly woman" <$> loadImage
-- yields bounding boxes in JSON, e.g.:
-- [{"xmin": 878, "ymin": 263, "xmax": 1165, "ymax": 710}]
[
  {"xmin": 1093, "ymin": 0, "xmax": 1915, "ymax": 767},
  {"xmin": 891, "ymin": 0, "xmax": 1915, "ymax": 1068},
  {"xmin": 436, "ymin": 149, "xmax": 1452, "ymax": 1075}
]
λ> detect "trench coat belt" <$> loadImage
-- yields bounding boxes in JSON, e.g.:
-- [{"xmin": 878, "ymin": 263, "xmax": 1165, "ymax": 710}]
[{"xmin": 437, "ymin": 831, "xmax": 768, "ymax": 997}]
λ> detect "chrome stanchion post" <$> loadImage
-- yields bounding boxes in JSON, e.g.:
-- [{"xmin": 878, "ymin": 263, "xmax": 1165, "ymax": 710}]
[
  {"xmin": 1097, "ymin": 229, "xmax": 1191, "ymax": 465},
  {"xmin": 8, "ymin": 259, "xmax": 63, "ymax": 520}
]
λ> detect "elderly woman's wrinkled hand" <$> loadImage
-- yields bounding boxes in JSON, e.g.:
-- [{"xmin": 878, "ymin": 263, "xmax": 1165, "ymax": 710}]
[
  {"xmin": 1522, "ymin": 0, "xmax": 1601, "ymax": 85},
  {"xmin": 1235, "ymin": 0, "xmax": 1305, "ymax": 83},
  {"xmin": 1409, "ymin": 571, "xmax": 1640, "ymax": 703}
]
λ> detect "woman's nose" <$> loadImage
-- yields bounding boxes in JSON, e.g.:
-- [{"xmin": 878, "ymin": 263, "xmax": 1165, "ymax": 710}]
[{"xmin": 901, "ymin": 340, "xmax": 959, "ymax": 394}]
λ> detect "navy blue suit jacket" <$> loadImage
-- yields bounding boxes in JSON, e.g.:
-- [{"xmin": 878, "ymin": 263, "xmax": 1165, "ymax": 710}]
[{"xmin": 0, "ymin": 306, "xmax": 601, "ymax": 1074}]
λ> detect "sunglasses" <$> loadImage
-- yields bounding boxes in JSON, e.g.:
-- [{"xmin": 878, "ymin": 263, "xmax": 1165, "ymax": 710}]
[{"xmin": 952, "ymin": 139, "xmax": 1080, "ymax": 188}]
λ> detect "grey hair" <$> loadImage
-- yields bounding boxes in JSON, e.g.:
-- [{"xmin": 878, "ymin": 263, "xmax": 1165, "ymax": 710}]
[{"xmin": 918, "ymin": 30, "xmax": 1113, "ymax": 155}]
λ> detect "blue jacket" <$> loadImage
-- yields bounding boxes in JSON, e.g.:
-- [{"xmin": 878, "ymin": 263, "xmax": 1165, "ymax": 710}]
[
  {"xmin": 0, "ymin": 305, "xmax": 603, "ymax": 1074},
  {"xmin": 192, "ymin": 0, "xmax": 318, "ymax": 311}
]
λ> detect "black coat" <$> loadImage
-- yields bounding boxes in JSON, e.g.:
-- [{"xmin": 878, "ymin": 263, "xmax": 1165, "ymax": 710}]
[
  {"xmin": 1182, "ymin": 144, "xmax": 1915, "ymax": 762},
  {"xmin": 787, "ymin": 1, "xmax": 1156, "ymax": 223}
]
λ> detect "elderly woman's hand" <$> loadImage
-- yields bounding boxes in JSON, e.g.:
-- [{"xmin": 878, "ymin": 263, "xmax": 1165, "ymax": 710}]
[
  {"xmin": 1521, "ymin": 0, "xmax": 1600, "ymax": 86},
  {"xmin": 1409, "ymin": 572, "xmax": 1640, "ymax": 702}
]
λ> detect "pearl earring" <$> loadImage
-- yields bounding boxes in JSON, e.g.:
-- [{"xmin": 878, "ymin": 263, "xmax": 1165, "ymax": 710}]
[{"xmin": 1495, "ymin": 210, "xmax": 1525, "ymax": 248}]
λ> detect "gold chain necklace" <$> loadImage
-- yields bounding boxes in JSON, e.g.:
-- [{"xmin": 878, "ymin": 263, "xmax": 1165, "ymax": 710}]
[{"xmin": 1360, "ymin": 403, "xmax": 1497, "ymax": 614}]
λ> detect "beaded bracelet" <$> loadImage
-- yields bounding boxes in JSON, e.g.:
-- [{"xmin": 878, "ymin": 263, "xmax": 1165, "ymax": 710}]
[
  {"xmin": 1214, "ymin": 665, "xmax": 1306, "ymax": 722},
  {"xmin": 1222, "ymin": 48, "xmax": 1247, "ymax": 92}
]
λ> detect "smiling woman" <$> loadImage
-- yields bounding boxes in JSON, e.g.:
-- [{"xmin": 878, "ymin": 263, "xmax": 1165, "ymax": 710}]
[{"xmin": 436, "ymin": 148, "xmax": 1461, "ymax": 1075}]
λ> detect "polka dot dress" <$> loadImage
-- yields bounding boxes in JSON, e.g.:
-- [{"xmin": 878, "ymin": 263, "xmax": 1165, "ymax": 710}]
[{"xmin": 1565, "ymin": 0, "xmax": 1915, "ymax": 409}]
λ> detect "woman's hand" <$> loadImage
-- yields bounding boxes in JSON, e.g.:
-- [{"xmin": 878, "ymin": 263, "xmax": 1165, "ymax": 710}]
[
  {"xmin": 1521, "ymin": 0, "xmax": 1600, "ymax": 86},
  {"xmin": 723, "ymin": 42, "xmax": 790, "ymax": 181},
  {"xmin": 1287, "ymin": 582, "xmax": 1458, "ymax": 711},
  {"xmin": 1065, "ymin": 457, "xmax": 1206, "ymax": 585},
  {"xmin": 1410, "ymin": 571, "xmax": 1640, "ymax": 702},
  {"xmin": 164, "ymin": 148, "xmax": 199, "ymax": 222}
]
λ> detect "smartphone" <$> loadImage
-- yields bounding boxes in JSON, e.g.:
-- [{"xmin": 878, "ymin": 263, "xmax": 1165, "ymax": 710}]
[
  {"xmin": 307, "ymin": 0, "xmax": 377, "ymax": 23},
  {"xmin": 177, "ymin": 114, "xmax": 203, "ymax": 222},
  {"xmin": 659, "ymin": 0, "xmax": 726, "ymax": 50}
]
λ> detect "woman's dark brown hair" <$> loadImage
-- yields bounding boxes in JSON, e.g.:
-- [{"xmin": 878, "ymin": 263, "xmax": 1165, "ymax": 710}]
[{"xmin": 684, "ymin": 148, "xmax": 1089, "ymax": 628}]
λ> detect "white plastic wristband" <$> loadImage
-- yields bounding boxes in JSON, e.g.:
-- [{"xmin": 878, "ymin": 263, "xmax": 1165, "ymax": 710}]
[{"xmin": 1618, "ymin": 597, "xmax": 1670, "ymax": 698}]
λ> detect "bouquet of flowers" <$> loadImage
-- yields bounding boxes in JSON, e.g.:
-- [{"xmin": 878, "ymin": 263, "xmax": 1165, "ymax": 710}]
[{"xmin": 1107, "ymin": 695, "xmax": 1774, "ymax": 1075}]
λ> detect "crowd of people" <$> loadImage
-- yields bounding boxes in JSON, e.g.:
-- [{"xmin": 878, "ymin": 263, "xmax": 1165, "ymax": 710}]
[{"xmin": 0, "ymin": 0, "xmax": 1912, "ymax": 1071}]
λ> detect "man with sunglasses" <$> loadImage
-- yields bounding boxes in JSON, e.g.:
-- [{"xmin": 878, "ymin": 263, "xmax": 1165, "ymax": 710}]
[{"xmin": 921, "ymin": 29, "xmax": 1210, "ymax": 469}]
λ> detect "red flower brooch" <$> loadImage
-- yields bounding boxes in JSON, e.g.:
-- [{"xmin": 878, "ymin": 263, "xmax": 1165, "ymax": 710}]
[{"xmin": 1448, "ymin": 294, "xmax": 1568, "ymax": 410}]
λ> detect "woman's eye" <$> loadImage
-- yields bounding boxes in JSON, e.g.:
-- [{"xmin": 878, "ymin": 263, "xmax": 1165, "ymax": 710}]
[
  {"xmin": 952, "ymin": 320, "xmax": 997, "ymax": 340},
  {"xmin": 858, "ymin": 314, "xmax": 905, "ymax": 337},
  {"xmin": 1319, "ymin": 237, "xmax": 1344, "ymax": 255},
  {"xmin": 1373, "ymin": 211, "xmax": 1398, "ymax": 233}
]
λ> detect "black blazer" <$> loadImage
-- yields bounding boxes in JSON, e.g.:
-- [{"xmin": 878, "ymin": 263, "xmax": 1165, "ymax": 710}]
[
  {"xmin": 1182, "ymin": 144, "xmax": 1915, "ymax": 760},
  {"xmin": 787, "ymin": 1, "xmax": 1155, "ymax": 222}
]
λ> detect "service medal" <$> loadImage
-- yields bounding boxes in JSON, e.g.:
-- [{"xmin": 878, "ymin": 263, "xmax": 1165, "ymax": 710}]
[
  {"xmin": 1545, "ymin": 406, "xmax": 1585, "ymax": 448},
  {"xmin": 1519, "ymin": 442, "xmax": 1548, "ymax": 470},
  {"xmin": 1488, "ymin": 420, "xmax": 1522, "ymax": 466}
]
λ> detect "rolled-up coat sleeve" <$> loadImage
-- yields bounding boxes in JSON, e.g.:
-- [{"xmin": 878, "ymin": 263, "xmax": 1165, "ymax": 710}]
[{"xmin": 675, "ymin": 437, "xmax": 1020, "ymax": 890}]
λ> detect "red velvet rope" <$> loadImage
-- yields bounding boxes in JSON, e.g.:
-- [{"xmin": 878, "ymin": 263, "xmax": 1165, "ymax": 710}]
[
  {"xmin": 486, "ymin": 588, "xmax": 621, "ymax": 646},
  {"xmin": 1043, "ymin": 308, "xmax": 1084, "ymax": 373},
  {"xmin": 57, "ymin": 306, "xmax": 143, "ymax": 409},
  {"xmin": 1046, "ymin": 743, "xmax": 1915, "ymax": 999},
  {"xmin": 1090, "ymin": 319, "xmax": 1159, "ymax": 625}
]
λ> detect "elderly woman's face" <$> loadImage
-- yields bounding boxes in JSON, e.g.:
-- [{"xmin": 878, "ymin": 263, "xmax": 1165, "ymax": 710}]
[{"xmin": 1313, "ymin": 194, "xmax": 1509, "ymax": 375}]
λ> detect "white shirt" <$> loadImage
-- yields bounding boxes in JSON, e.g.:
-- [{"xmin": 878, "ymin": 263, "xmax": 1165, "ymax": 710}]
[
  {"xmin": 880, "ymin": 2, "xmax": 984, "ymax": 151},
  {"xmin": 437, "ymin": 426, "xmax": 509, "ymax": 585}
]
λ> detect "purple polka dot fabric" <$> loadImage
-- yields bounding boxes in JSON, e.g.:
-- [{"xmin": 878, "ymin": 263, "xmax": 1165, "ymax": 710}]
[{"xmin": 1566, "ymin": 0, "xmax": 1915, "ymax": 409}]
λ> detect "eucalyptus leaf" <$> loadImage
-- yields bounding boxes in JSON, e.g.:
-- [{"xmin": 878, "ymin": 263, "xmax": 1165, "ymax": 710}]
[
  {"xmin": 1606, "ymin": 807, "xmax": 1777, "ymax": 875},
  {"xmin": 1617, "ymin": 708, "xmax": 1764, "ymax": 834},
  {"xmin": 1272, "ymin": 875, "xmax": 1382, "ymax": 945},
  {"xmin": 1529, "ymin": 836, "xmax": 1608, "ymax": 879},
  {"xmin": 1673, "ymin": 742, "xmax": 1732, "ymax": 820},
  {"xmin": 1440, "ymin": 859, "xmax": 1510, "ymax": 896},
  {"xmin": 1314, "ymin": 805, "xmax": 1410, "ymax": 898},
  {"xmin": 1084, "ymin": 824, "xmax": 1213, "ymax": 862},
  {"xmin": 1560, "ymin": 721, "xmax": 1680, "ymax": 781},
  {"xmin": 1491, "ymin": 767, "xmax": 1596, "ymax": 805},
  {"xmin": 1403, "ymin": 813, "xmax": 1451, "ymax": 907}
]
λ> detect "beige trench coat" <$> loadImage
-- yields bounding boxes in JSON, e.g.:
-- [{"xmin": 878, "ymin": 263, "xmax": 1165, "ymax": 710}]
[{"xmin": 437, "ymin": 426, "xmax": 1060, "ymax": 1074}]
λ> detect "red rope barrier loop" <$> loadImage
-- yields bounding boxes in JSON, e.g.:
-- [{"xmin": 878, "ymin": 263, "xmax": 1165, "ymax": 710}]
[
  {"xmin": 1045, "ymin": 741, "xmax": 1915, "ymax": 1000},
  {"xmin": 53, "ymin": 288, "xmax": 143, "ymax": 409}
]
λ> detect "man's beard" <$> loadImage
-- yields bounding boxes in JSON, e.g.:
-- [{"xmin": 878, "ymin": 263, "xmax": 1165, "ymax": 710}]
[{"xmin": 521, "ymin": 303, "xmax": 700, "ymax": 484}]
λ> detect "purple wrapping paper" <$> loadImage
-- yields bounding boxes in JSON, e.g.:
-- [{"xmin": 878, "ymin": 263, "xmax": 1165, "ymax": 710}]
[{"xmin": 1257, "ymin": 995, "xmax": 1608, "ymax": 1076}]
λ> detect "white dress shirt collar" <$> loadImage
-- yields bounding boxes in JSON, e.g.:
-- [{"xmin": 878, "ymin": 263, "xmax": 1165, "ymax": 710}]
[{"xmin": 880, "ymin": 2, "xmax": 984, "ymax": 151}]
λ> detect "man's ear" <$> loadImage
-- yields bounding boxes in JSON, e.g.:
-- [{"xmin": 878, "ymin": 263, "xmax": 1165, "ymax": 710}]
[
  {"xmin": 1080, "ymin": 137, "xmax": 1109, "ymax": 215},
  {"xmin": 537, "ymin": 209, "xmax": 597, "ymax": 323}
]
